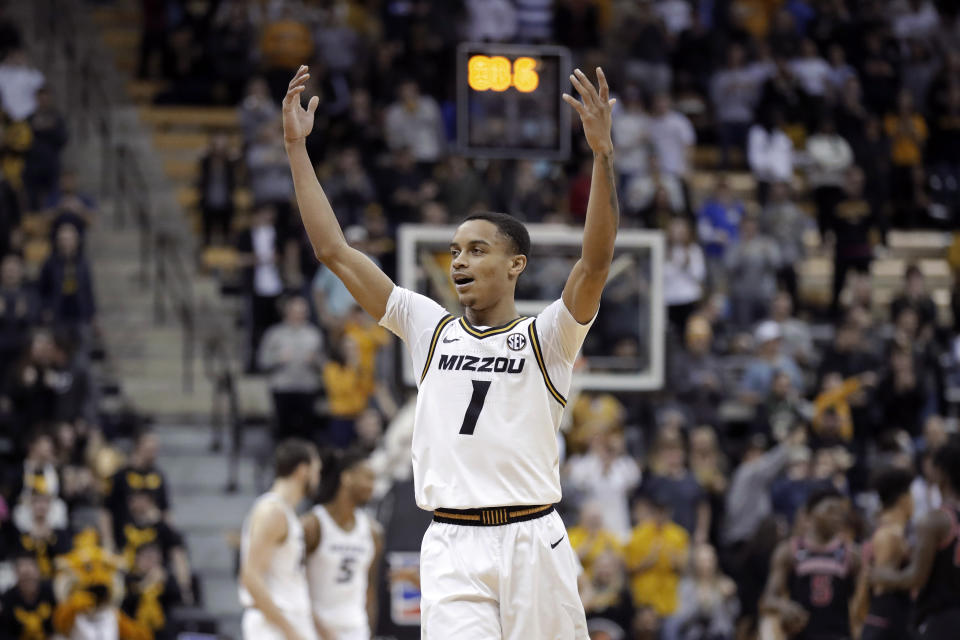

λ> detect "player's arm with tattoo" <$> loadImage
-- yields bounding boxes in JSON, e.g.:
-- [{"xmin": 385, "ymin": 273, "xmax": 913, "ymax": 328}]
[
  {"xmin": 283, "ymin": 65, "xmax": 394, "ymax": 321},
  {"xmin": 561, "ymin": 67, "xmax": 619, "ymax": 324}
]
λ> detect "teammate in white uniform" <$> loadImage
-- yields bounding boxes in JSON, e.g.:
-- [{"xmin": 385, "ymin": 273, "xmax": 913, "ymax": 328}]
[
  {"xmin": 303, "ymin": 449, "xmax": 384, "ymax": 640},
  {"xmin": 282, "ymin": 63, "xmax": 619, "ymax": 639},
  {"xmin": 239, "ymin": 439, "xmax": 321, "ymax": 640}
]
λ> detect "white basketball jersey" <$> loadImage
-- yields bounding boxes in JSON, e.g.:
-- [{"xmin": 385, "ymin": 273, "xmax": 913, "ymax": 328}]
[
  {"xmin": 239, "ymin": 492, "xmax": 312, "ymax": 616},
  {"xmin": 306, "ymin": 505, "xmax": 375, "ymax": 634},
  {"xmin": 379, "ymin": 287, "xmax": 593, "ymax": 510}
]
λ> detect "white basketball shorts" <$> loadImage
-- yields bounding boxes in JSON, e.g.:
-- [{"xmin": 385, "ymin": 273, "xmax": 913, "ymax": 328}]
[
  {"xmin": 419, "ymin": 507, "xmax": 588, "ymax": 640},
  {"xmin": 241, "ymin": 608, "xmax": 318, "ymax": 640}
]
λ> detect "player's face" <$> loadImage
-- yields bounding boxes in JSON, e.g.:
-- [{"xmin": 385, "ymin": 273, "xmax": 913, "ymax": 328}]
[
  {"xmin": 449, "ymin": 220, "xmax": 523, "ymax": 310},
  {"xmin": 346, "ymin": 462, "xmax": 376, "ymax": 505}
]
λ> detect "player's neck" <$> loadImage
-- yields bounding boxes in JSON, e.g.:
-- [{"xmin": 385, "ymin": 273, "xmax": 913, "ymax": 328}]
[
  {"xmin": 326, "ymin": 493, "xmax": 357, "ymax": 528},
  {"xmin": 271, "ymin": 477, "xmax": 304, "ymax": 507},
  {"xmin": 464, "ymin": 298, "xmax": 519, "ymax": 328}
]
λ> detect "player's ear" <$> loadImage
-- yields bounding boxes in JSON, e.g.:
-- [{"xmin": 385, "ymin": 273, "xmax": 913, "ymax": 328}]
[{"xmin": 509, "ymin": 254, "xmax": 527, "ymax": 278}]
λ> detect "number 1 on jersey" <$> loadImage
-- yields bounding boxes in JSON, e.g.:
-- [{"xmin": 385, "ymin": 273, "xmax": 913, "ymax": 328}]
[{"xmin": 459, "ymin": 380, "xmax": 491, "ymax": 435}]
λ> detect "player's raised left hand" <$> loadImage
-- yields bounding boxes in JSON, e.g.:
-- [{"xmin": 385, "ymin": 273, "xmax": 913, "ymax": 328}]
[{"xmin": 563, "ymin": 67, "xmax": 615, "ymax": 156}]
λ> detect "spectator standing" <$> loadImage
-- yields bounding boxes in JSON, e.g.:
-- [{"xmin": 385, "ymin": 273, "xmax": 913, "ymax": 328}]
[
  {"xmin": 246, "ymin": 121, "xmax": 295, "ymax": 233},
  {"xmin": 323, "ymin": 333, "xmax": 372, "ymax": 448},
  {"xmin": 697, "ymin": 177, "xmax": 743, "ymax": 280},
  {"xmin": 0, "ymin": 48, "xmax": 44, "ymax": 120},
  {"xmin": 619, "ymin": 1, "xmax": 672, "ymax": 95},
  {"xmin": 566, "ymin": 428, "xmax": 641, "ymax": 541},
  {"xmin": 663, "ymin": 216, "xmax": 706, "ymax": 334},
  {"xmin": 644, "ymin": 428, "xmax": 710, "ymax": 542},
  {"xmin": 384, "ymin": 79, "xmax": 445, "ymax": 163},
  {"xmin": 0, "ymin": 254, "xmax": 37, "ymax": 383},
  {"xmin": 805, "ymin": 117, "xmax": 853, "ymax": 235},
  {"xmin": 625, "ymin": 494, "xmax": 690, "ymax": 617},
  {"xmin": 767, "ymin": 291, "xmax": 814, "ymax": 367},
  {"xmin": 646, "ymin": 93, "xmax": 696, "ymax": 180},
  {"xmin": 884, "ymin": 89, "xmax": 927, "ymax": 207},
  {"xmin": 670, "ymin": 316, "xmax": 725, "ymax": 426},
  {"xmin": 747, "ymin": 109, "xmax": 794, "ymax": 205},
  {"xmin": 237, "ymin": 205, "xmax": 285, "ymax": 371},
  {"xmin": 725, "ymin": 215, "xmax": 781, "ymax": 328},
  {"xmin": 322, "ymin": 147, "xmax": 377, "ymax": 229},
  {"xmin": 759, "ymin": 181, "xmax": 811, "ymax": 304},
  {"xmin": 23, "ymin": 87, "xmax": 67, "ymax": 211},
  {"xmin": 197, "ymin": 132, "xmax": 240, "ymax": 246},
  {"xmin": 612, "ymin": 85, "xmax": 651, "ymax": 187},
  {"xmin": 721, "ymin": 428, "xmax": 805, "ymax": 551},
  {"xmin": 710, "ymin": 44, "xmax": 765, "ymax": 167},
  {"xmin": 238, "ymin": 77, "xmax": 280, "ymax": 146},
  {"xmin": 38, "ymin": 222, "xmax": 95, "ymax": 349},
  {"xmin": 789, "ymin": 39, "xmax": 831, "ymax": 104},
  {"xmin": 826, "ymin": 166, "xmax": 877, "ymax": 315},
  {"xmin": 258, "ymin": 296, "xmax": 324, "ymax": 442}
]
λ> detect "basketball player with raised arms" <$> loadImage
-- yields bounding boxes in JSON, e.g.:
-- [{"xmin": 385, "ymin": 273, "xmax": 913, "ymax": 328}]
[
  {"xmin": 239, "ymin": 439, "xmax": 321, "ymax": 640},
  {"xmin": 302, "ymin": 449, "xmax": 384, "ymax": 640},
  {"xmin": 871, "ymin": 439, "xmax": 960, "ymax": 640},
  {"xmin": 283, "ymin": 63, "xmax": 618, "ymax": 639}
]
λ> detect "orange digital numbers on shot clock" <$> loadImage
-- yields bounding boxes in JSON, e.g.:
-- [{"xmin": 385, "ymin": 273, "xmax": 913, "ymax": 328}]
[{"xmin": 468, "ymin": 55, "xmax": 540, "ymax": 93}]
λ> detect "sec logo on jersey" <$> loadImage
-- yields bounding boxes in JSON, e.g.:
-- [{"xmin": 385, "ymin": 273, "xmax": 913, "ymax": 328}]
[{"xmin": 507, "ymin": 333, "xmax": 526, "ymax": 351}]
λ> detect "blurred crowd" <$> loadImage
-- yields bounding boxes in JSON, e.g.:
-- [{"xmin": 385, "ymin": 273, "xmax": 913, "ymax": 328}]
[{"xmin": 0, "ymin": 13, "xmax": 199, "ymax": 640}]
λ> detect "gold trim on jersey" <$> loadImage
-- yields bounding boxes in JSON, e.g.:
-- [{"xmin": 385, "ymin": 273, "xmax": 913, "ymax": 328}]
[
  {"xmin": 420, "ymin": 314, "xmax": 455, "ymax": 383},
  {"xmin": 528, "ymin": 320, "xmax": 567, "ymax": 407},
  {"xmin": 458, "ymin": 316, "xmax": 527, "ymax": 338}
]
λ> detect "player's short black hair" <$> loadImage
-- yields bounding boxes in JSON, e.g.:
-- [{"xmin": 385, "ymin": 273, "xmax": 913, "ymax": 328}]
[
  {"xmin": 463, "ymin": 212, "xmax": 531, "ymax": 257},
  {"xmin": 274, "ymin": 438, "xmax": 317, "ymax": 478},
  {"xmin": 805, "ymin": 485, "xmax": 844, "ymax": 513},
  {"xmin": 933, "ymin": 437, "xmax": 960, "ymax": 494},
  {"xmin": 872, "ymin": 467, "xmax": 915, "ymax": 509},
  {"xmin": 316, "ymin": 447, "xmax": 369, "ymax": 504}
]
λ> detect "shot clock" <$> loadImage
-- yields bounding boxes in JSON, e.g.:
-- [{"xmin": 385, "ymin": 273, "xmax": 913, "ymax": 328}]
[{"xmin": 457, "ymin": 43, "xmax": 571, "ymax": 160}]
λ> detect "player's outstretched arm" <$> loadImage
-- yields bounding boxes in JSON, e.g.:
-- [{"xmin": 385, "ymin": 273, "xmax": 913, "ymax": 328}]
[
  {"xmin": 561, "ymin": 68, "xmax": 619, "ymax": 324},
  {"xmin": 283, "ymin": 66, "xmax": 394, "ymax": 321}
]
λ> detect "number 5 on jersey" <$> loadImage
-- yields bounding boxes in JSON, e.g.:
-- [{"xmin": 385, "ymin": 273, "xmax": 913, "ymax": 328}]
[{"xmin": 459, "ymin": 380, "xmax": 491, "ymax": 435}]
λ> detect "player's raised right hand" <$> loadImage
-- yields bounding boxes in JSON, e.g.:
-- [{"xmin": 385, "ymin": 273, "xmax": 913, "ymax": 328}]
[{"xmin": 282, "ymin": 65, "xmax": 319, "ymax": 144}]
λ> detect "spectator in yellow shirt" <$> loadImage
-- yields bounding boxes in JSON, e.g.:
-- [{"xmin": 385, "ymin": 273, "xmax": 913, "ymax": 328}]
[
  {"xmin": 568, "ymin": 501, "xmax": 623, "ymax": 577},
  {"xmin": 323, "ymin": 333, "xmax": 372, "ymax": 447},
  {"xmin": 624, "ymin": 494, "xmax": 690, "ymax": 616}
]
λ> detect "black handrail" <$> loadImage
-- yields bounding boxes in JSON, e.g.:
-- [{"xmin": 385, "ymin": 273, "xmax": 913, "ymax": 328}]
[{"xmin": 71, "ymin": 42, "xmax": 197, "ymax": 395}]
